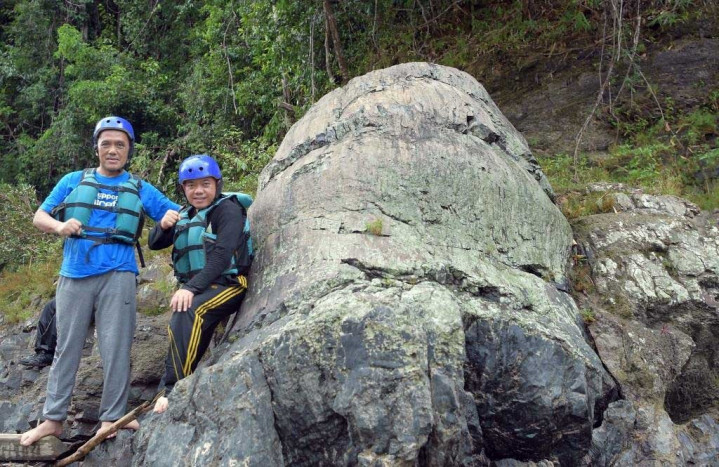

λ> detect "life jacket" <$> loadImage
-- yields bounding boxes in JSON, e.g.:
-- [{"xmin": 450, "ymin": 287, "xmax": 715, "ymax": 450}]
[
  {"xmin": 51, "ymin": 168, "xmax": 146, "ymax": 264},
  {"xmin": 172, "ymin": 193, "xmax": 253, "ymax": 283}
]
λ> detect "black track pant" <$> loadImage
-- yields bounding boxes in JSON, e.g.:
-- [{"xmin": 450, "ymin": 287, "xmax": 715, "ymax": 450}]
[
  {"xmin": 35, "ymin": 298, "xmax": 57, "ymax": 354},
  {"xmin": 159, "ymin": 277, "xmax": 247, "ymax": 393}
]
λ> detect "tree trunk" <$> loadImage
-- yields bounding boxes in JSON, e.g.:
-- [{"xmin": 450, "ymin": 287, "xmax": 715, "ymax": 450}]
[
  {"xmin": 116, "ymin": 2, "xmax": 121, "ymax": 46},
  {"xmin": 281, "ymin": 74, "xmax": 296, "ymax": 126},
  {"xmin": 323, "ymin": 0, "xmax": 348, "ymax": 84},
  {"xmin": 323, "ymin": 12, "xmax": 335, "ymax": 84}
]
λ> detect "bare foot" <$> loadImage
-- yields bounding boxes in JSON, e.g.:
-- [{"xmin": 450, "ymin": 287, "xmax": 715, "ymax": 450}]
[
  {"xmin": 19, "ymin": 420, "xmax": 63, "ymax": 446},
  {"xmin": 98, "ymin": 419, "xmax": 140, "ymax": 439},
  {"xmin": 153, "ymin": 396, "xmax": 169, "ymax": 414}
]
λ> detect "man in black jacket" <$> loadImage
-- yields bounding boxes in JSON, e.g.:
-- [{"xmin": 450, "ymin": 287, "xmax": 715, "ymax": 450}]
[{"xmin": 149, "ymin": 154, "xmax": 250, "ymax": 414}]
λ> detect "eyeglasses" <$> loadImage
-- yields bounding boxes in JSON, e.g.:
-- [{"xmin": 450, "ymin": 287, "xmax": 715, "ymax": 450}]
[{"xmin": 99, "ymin": 141, "xmax": 127, "ymax": 150}]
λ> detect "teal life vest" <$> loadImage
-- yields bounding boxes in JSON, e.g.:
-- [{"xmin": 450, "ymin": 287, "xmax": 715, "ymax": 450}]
[
  {"xmin": 172, "ymin": 192, "xmax": 253, "ymax": 283},
  {"xmin": 52, "ymin": 168, "xmax": 145, "ymax": 245},
  {"xmin": 52, "ymin": 168, "xmax": 146, "ymax": 265}
]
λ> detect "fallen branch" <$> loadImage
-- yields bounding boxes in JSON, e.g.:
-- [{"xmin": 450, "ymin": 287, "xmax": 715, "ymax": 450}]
[{"xmin": 55, "ymin": 393, "xmax": 162, "ymax": 466}]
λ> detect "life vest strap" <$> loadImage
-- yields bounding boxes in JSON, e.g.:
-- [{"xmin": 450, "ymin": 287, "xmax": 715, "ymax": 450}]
[
  {"xmin": 174, "ymin": 244, "xmax": 205, "ymax": 256},
  {"xmin": 79, "ymin": 180, "xmax": 140, "ymax": 195},
  {"xmin": 62, "ymin": 201, "xmax": 97, "ymax": 210},
  {"xmin": 174, "ymin": 220, "xmax": 207, "ymax": 234},
  {"xmin": 136, "ymin": 243, "xmax": 146, "ymax": 268},
  {"xmin": 62, "ymin": 202, "xmax": 142, "ymax": 218}
]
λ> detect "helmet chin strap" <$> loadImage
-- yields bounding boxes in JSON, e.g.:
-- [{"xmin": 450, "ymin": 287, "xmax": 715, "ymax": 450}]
[{"xmin": 216, "ymin": 179, "xmax": 224, "ymax": 197}]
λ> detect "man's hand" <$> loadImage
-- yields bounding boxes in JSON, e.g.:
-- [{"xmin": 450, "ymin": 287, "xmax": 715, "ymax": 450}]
[
  {"xmin": 54, "ymin": 218, "xmax": 83, "ymax": 237},
  {"xmin": 170, "ymin": 288, "xmax": 194, "ymax": 312},
  {"xmin": 160, "ymin": 210, "xmax": 180, "ymax": 230}
]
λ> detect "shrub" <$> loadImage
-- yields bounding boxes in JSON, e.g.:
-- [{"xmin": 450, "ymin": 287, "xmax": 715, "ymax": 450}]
[
  {"xmin": 0, "ymin": 258, "xmax": 60, "ymax": 323},
  {"xmin": 580, "ymin": 308, "xmax": 597, "ymax": 324},
  {"xmin": 0, "ymin": 183, "xmax": 62, "ymax": 272},
  {"xmin": 366, "ymin": 218, "xmax": 383, "ymax": 236}
]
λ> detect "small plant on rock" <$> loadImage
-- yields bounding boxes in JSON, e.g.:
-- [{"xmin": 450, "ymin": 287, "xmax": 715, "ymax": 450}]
[
  {"xmin": 580, "ymin": 308, "xmax": 597, "ymax": 324},
  {"xmin": 366, "ymin": 218, "xmax": 383, "ymax": 236}
]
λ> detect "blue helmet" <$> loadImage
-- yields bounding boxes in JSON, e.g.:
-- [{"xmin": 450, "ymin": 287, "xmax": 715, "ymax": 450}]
[
  {"xmin": 93, "ymin": 116, "xmax": 135, "ymax": 155},
  {"xmin": 178, "ymin": 154, "xmax": 222, "ymax": 184}
]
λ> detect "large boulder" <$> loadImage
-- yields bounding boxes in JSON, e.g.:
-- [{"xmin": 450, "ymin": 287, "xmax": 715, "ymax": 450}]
[{"xmin": 136, "ymin": 62, "xmax": 615, "ymax": 465}]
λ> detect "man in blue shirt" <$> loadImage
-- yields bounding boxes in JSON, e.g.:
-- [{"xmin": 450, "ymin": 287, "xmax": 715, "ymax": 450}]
[{"xmin": 20, "ymin": 116, "xmax": 180, "ymax": 446}]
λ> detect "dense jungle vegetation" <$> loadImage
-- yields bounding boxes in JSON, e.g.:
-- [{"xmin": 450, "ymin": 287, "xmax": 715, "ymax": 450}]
[{"xmin": 1, "ymin": 0, "xmax": 717, "ymax": 318}]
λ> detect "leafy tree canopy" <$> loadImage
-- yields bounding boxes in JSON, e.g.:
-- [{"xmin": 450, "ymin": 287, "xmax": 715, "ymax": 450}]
[{"xmin": 0, "ymin": 0, "xmax": 715, "ymax": 204}]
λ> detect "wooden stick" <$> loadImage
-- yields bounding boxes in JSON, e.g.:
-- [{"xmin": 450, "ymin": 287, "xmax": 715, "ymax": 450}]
[{"xmin": 55, "ymin": 393, "xmax": 161, "ymax": 466}]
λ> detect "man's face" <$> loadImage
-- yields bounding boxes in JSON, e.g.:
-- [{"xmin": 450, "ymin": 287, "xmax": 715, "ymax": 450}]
[
  {"xmin": 96, "ymin": 130, "xmax": 130, "ymax": 176},
  {"xmin": 182, "ymin": 176, "xmax": 218, "ymax": 209}
]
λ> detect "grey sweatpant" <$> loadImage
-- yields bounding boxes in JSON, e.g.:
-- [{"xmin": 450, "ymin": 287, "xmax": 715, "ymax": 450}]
[{"xmin": 44, "ymin": 271, "xmax": 136, "ymax": 422}]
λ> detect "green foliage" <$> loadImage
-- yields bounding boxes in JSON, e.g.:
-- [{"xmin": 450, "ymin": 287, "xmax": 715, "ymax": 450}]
[
  {"xmin": 0, "ymin": 258, "xmax": 59, "ymax": 323},
  {"xmin": 646, "ymin": 1, "xmax": 693, "ymax": 28},
  {"xmin": 684, "ymin": 181, "xmax": 719, "ymax": 211},
  {"xmin": 0, "ymin": 183, "xmax": 62, "ymax": 271},
  {"xmin": 580, "ymin": 308, "xmax": 596, "ymax": 324},
  {"xmin": 603, "ymin": 143, "xmax": 675, "ymax": 186},
  {"xmin": 366, "ymin": 219, "xmax": 383, "ymax": 236},
  {"xmin": 545, "ymin": 101, "xmax": 719, "ymax": 213},
  {"xmin": 537, "ymin": 152, "xmax": 610, "ymax": 193},
  {"xmin": 0, "ymin": 182, "xmax": 59, "ymax": 323},
  {"xmin": 213, "ymin": 134, "xmax": 276, "ymax": 196}
]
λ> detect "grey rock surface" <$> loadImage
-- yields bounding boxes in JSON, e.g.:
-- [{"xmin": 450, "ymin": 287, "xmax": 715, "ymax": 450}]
[
  {"xmin": 135, "ymin": 353, "xmax": 282, "ymax": 466},
  {"xmin": 498, "ymin": 37, "xmax": 719, "ymax": 158},
  {"xmin": 572, "ymin": 184, "xmax": 719, "ymax": 465},
  {"xmin": 81, "ymin": 429, "xmax": 135, "ymax": 467}
]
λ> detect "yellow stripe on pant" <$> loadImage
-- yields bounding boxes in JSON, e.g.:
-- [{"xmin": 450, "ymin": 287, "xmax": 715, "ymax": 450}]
[
  {"xmin": 167, "ymin": 325, "xmax": 186, "ymax": 380},
  {"xmin": 182, "ymin": 284, "xmax": 245, "ymax": 376},
  {"xmin": 184, "ymin": 286, "xmax": 241, "ymax": 374}
]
